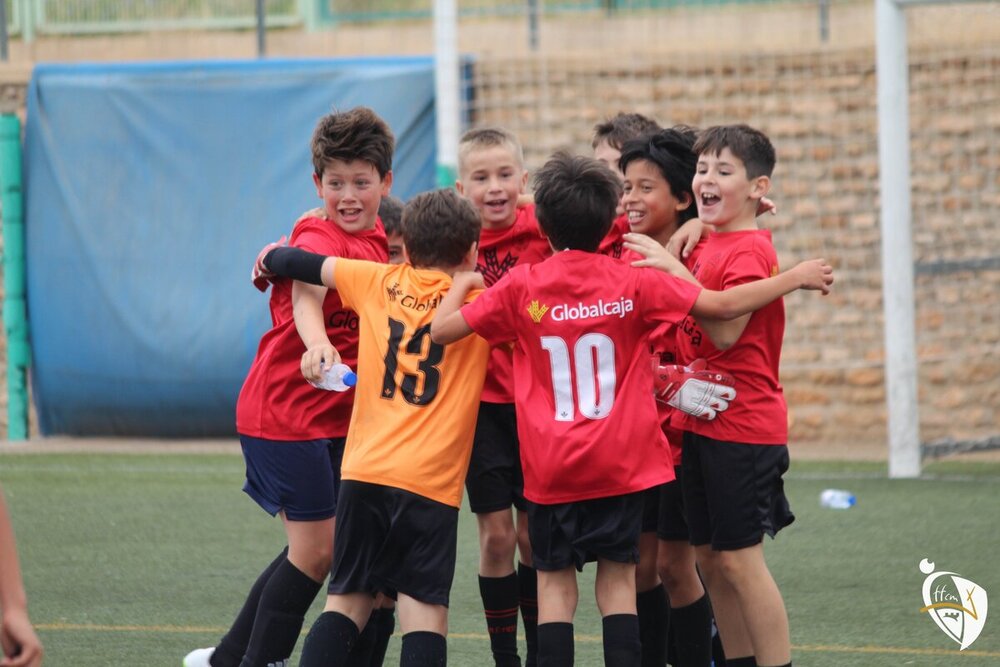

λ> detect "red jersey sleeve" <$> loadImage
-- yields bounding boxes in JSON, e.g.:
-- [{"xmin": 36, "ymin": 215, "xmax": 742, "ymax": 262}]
[{"xmin": 461, "ymin": 270, "xmax": 521, "ymax": 347}]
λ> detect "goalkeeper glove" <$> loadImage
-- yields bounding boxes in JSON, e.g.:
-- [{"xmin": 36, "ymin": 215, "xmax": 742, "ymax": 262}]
[
  {"xmin": 251, "ymin": 235, "xmax": 287, "ymax": 292},
  {"xmin": 653, "ymin": 358, "xmax": 736, "ymax": 421}
]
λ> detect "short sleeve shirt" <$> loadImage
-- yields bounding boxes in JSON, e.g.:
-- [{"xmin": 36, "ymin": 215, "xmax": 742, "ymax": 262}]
[
  {"xmin": 334, "ymin": 260, "xmax": 491, "ymax": 508},
  {"xmin": 475, "ymin": 204, "xmax": 553, "ymax": 403},
  {"xmin": 236, "ymin": 217, "xmax": 388, "ymax": 440},
  {"xmin": 462, "ymin": 250, "xmax": 701, "ymax": 504},
  {"xmin": 673, "ymin": 229, "xmax": 788, "ymax": 444}
]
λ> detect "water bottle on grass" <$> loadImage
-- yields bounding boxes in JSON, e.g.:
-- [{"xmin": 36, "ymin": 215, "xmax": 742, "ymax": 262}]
[
  {"xmin": 309, "ymin": 363, "xmax": 357, "ymax": 392},
  {"xmin": 819, "ymin": 488, "xmax": 856, "ymax": 509}
]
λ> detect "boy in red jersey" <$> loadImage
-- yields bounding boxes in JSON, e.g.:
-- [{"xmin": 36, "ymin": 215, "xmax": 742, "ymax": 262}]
[
  {"xmin": 592, "ymin": 112, "xmax": 662, "ymax": 260},
  {"xmin": 432, "ymin": 152, "xmax": 831, "ymax": 667},
  {"xmin": 184, "ymin": 107, "xmax": 394, "ymax": 667},
  {"xmin": 667, "ymin": 124, "xmax": 798, "ymax": 667},
  {"xmin": 618, "ymin": 126, "xmax": 724, "ymax": 667},
  {"xmin": 254, "ymin": 189, "xmax": 491, "ymax": 667},
  {"xmin": 455, "ymin": 127, "xmax": 551, "ymax": 667}
]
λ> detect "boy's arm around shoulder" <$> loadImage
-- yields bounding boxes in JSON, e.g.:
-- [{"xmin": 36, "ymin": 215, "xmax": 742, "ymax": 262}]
[
  {"xmin": 691, "ymin": 257, "xmax": 834, "ymax": 320},
  {"xmin": 262, "ymin": 246, "xmax": 339, "ymax": 290},
  {"xmin": 623, "ymin": 232, "xmax": 834, "ymax": 348},
  {"xmin": 430, "ymin": 271, "xmax": 485, "ymax": 345},
  {"xmin": 693, "ymin": 257, "xmax": 834, "ymax": 348}
]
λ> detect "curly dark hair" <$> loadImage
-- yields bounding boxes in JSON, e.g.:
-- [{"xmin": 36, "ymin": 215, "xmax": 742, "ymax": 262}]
[{"xmin": 311, "ymin": 107, "xmax": 395, "ymax": 179}]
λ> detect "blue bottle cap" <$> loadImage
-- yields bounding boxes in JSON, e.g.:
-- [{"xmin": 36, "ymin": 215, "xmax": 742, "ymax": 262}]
[{"xmin": 342, "ymin": 370, "xmax": 358, "ymax": 387}]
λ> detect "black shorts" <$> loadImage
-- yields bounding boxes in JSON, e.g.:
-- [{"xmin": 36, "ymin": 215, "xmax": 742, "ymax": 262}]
[
  {"xmin": 240, "ymin": 435, "xmax": 345, "ymax": 521},
  {"xmin": 640, "ymin": 484, "xmax": 662, "ymax": 533},
  {"xmin": 656, "ymin": 467, "xmax": 689, "ymax": 542},
  {"xmin": 527, "ymin": 492, "xmax": 644, "ymax": 572},
  {"xmin": 465, "ymin": 402, "xmax": 527, "ymax": 514},
  {"xmin": 328, "ymin": 480, "xmax": 459, "ymax": 606},
  {"xmin": 681, "ymin": 432, "xmax": 795, "ymax": 551}
]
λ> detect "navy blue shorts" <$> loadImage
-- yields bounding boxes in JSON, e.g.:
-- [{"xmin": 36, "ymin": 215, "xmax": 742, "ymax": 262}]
[
  {"xmin": 328, "ymin": 480, "xmax": 459, "ymax": 606},
  {"xmin": 465, "ymin": 402, "xmax": 527, "ymax": 514},
  {"xmin": 527, "ymin": 492, "xmax": 644, "ymax": 572},
  {"xmin": 681, "ymin": 432, "xmax": 794, "ymax": 550},
  {"xmin": 240, "ymin": 435, "xmax": 345, "ymax": 521}
]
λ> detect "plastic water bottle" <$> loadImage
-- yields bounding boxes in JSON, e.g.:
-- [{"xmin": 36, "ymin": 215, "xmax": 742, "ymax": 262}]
[
  {"xmin": 819, "ymin": 488, "xmax": 856, "ymax": 509},
  {"xmin": 309, "ymin": 363, "xmax": 357, "ymax": 392}
]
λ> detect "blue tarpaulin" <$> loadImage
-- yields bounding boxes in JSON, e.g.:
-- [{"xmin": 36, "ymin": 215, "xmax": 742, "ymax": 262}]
[{"xmin": 24, "ymin": 58, "xmax": 437, "ymax": 436}]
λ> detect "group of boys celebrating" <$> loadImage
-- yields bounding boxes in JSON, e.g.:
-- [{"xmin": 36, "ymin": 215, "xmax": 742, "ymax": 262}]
[{"xmin": 184, "ymin": 106, "xmax": 833, "ymax": 667}]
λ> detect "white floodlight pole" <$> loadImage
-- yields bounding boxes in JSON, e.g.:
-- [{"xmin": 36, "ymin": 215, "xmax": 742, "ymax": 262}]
[
  {"xmin": 434, "ymin": 0, "xmax": 460, "ymax": 187},
  {"xmin": 876, "ymin": 0, "xmax": 921, "ymax": 478}
]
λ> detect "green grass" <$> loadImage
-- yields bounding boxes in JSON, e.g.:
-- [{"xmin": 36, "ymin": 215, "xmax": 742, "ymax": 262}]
[{"xmin": 1, "ymin": 452, "xmax": 999, "ymax": 665}]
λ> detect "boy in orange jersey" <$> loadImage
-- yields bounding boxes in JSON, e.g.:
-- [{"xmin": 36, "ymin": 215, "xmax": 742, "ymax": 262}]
[
  {"xmin": 255, "ymin": 189, "xmax": 490, "ymax": 666},
  {"xmin": 431, "ymin": 152, "xmax": 831, "ymax": 667},
  {"xmin": 455, "ymin": 127, "xmax": 551, "ymax": 667},
  {"xmin": 185, "ymin": 107, "xmax": 394, "ymax": 667}
]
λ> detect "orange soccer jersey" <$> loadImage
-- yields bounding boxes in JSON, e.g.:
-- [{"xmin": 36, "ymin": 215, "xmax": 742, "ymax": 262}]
[{"xmin": 334, "ymin": 258, "xmax": 491, "ymax": 508}]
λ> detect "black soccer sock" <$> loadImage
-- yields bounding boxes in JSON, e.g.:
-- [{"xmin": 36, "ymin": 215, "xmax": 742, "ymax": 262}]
[
  {"xmin": 725, "ymin": 657, "xmax": 757, "ymax": 666},
  {"xmin": 211, "ymin": 547, "xmax": 288, "ymax": 667},
  {"xmin": 400, "ymin": 631, "xmax": 447, "ymax": 667},
  {"xmin": 480, "ymin": 573, "xmax": 522, "ymax": 666},
  {"xmin": 348, "ymin": 607, "xmax": 395, "ymax": 666},
  {"xmin": 300, "ymin": 611, "xmax": 361, "ymax": 667},
  {"xmin": 636, "ymin": 586, "xmax": 668, "ymax": 666},
  {"xmin": 537, "ymin": 622, "xmax": 574, "ymax": 667},
  {"xmin": 370, "ymin": 607, "xmax": 396, "ymax": 665},
  {"xmin": 518, "ymin": 563, "xmax": 539, "ymax": 667},
  {"xmin": 239, "ymin": 558, "xmax": 323, "ymax": 667},
  {"xmin": 348, "ymin": 611, "xmax": 379, "ymax": 665},
  {"xmin": 603, "ymin": 614, "xmax": 641, "ymax": 667},
  {"xmin": 670, "ymin": 594, "xmax": 713, "ymax": 667}
]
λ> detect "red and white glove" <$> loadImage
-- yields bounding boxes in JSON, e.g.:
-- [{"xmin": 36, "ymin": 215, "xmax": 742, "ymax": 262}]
[
  {"xmin": 653, "ymin": 358, "xmax": 736, "ymax": 421},
  {"xmin": 251, "ymin": 235, "xmax": 287, "ymax": 292}
]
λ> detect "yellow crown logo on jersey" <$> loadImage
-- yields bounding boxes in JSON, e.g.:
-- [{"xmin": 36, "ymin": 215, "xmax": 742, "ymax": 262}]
[{"xmin": 527, "ymin": 300, "xmax": 549, "ymax": 323}]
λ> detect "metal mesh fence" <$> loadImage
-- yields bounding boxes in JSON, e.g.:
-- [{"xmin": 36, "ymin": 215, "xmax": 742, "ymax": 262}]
[{"xmin": 0, "ymin": 0, "xmax": 997, "ymax": 455}]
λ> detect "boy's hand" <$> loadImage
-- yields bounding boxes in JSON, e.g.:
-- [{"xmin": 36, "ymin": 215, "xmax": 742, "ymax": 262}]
[
  {"xmin": 790, "ymin": 258, "xmax": 834, "ymax": 295},
  {"xmin": 453, "ymin": 271, "xmax": 485, "ymax": 291},
  {"xmin": 295, "ymin": 207, "xmax": 328, "ymax": 224},
  {"xmin": 301, "ymin": 344, "xmax": 340, "ymax": 384},
  {"xmin": 666, "ymin": 219, "xmax": 705, "ymax": 260},
  {"xmin": 0, "ymin": 608, "xmax": 43, "ymax": 667},
  {"xmin": 623, "ymin": 233, "xmax": 683, "ymax": 273},
  {"xmin": 252, "ymin": 235, "xmax": 288, "ymax": 292},
  {"xmin": 757, "ymin": 197, "xmax": 777, "ymax": 217},
  {"xmin": 653, "ymin": 358, "xmax": 736, "ymax": 421}
]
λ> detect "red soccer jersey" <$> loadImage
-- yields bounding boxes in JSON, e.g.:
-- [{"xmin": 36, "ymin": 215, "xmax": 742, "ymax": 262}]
[
  {"xmin": 235, "ymin": 216, "xmax": 388, "ymax": 440},
  {"xmin": 475, "ymin": 204, "xmax": 553, "ymax": 403},
  {"xmin": 462, "ymin": 250, "xmax": 701, "ymax": 504},
  {"xmin": 673, "ymin": 229, "xmax": 788, "ymax": 444},
  {"xmin": 620, "ymin": 237, "xmax": 707, "ymax": 466},
  {"xmin": 596, "ymin": 213, "xmax": 629, "ymax": 259}
]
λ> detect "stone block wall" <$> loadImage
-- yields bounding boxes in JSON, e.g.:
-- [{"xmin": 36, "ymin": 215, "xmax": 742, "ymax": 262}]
[
  {"xmin": 0, "ymin": 44, "xmax": 997, "ymax": 453},
  {"xmin": 467, "ymin": 46, "xmax": 999, "ymax": 450}
]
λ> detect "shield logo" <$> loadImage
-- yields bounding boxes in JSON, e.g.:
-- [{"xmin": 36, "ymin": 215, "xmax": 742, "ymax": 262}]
[{"xmin": 919, "ymin": 558, "xmax": 989, "ymax": 650}]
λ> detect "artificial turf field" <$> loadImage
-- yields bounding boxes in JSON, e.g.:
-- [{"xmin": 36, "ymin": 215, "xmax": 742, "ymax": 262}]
[{"xmin": 1, "ymin": 449, "xmax": 998, "ymax": 666}]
